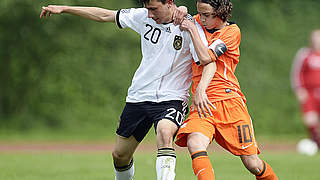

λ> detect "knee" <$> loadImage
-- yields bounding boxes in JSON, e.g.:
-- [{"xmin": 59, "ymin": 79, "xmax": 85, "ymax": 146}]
[
  {"xmin": 112, "ymin": 149, "xmax": 131, "ymax": 164},
  {"xmin": 156, "ymin": 121, "xmax": 177, "ymax": 147},
  {"xmin": 241, "ymin": 155, "xmax": 263, "ymax": 175},
  {"xmin": 187, "ymin": 134, "xmax": 200, "ymax": 148},
  {"xmin": 157, "ymin": 127, "xmax": 175, "ymax": 145},
  {"xmin": 304, "ymin": 112, "xmax": 319, "ymax": 126},
  {"xmin": 158, "ymin": 127, "xmax": 175, "ymax": 138},
  {"xmin": 187, "ymin": 133, "xmax": 210, "ymax": 154}
]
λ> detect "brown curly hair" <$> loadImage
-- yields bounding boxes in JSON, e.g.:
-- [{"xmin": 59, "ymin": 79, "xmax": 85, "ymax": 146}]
[
  {"xmin": 196, "ymin": 0, "xmax": 232, "ymax": 22},
  {"xmin": 140, "ymin": 0, "xmax": 174, "ymax": 5}
]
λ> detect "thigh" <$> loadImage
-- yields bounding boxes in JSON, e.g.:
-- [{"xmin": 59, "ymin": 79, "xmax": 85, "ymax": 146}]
[
  {"xmin": 215, "ymin": 98, "xmax": 260, "ymax": 156},
  {"xmin": 117, "ymin": 103, "xmax": 153, "ymax": 142}
]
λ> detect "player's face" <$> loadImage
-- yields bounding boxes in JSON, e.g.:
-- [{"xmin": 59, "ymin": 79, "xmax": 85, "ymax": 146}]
[
  {"xmin": 311, "ymin": 30, "xmax": 320, "ymax": 52},
  {"xmin": 196, "ymin": 2, "xmax": 219, "ymax": 29},
  {"xmin": 144, "ymin": 0, "xmax": 172, "ymax": 24}
]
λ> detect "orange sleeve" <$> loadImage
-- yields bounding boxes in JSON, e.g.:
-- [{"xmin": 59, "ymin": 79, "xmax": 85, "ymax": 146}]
[{"xmin": 219, "ymin": 25, "xmax": 241, "ymax": 52}]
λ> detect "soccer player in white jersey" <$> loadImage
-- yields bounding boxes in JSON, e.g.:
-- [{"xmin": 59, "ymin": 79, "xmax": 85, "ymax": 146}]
[{"xmin": 40, "ymin": 0, "xmax": 215, "ymax": 180}]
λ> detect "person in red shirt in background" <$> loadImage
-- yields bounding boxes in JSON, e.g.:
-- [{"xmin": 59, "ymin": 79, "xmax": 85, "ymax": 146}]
[{"xmin": 291, "ymin": 29, "xmax": 320, "ymax": 148}]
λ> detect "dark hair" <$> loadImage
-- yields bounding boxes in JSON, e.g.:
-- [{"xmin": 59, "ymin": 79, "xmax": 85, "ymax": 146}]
[
  {"xmin": 140, "ymin": 0, "xmax": 171, "ymax": 5},
  {"xmin": 196, "ymin": 0, "xmax": 232, "ymax": 22}
]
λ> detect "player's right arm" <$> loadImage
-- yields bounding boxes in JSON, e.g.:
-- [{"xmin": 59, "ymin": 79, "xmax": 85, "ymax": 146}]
[
  {"xmin": 40, "ymin": 5, "xmax": 116, "ymax": 23},
  {"xmin": 192, "ymin": 62, "xmax": 217, "ymax": 118}
]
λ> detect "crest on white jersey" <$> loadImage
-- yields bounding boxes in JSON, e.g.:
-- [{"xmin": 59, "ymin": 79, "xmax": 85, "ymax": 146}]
[{"xmin": 173, "ymin": 35, "xmax": 182, "ymax": 50}]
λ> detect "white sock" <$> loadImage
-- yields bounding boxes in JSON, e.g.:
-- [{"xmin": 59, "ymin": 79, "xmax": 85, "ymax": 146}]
[
  {"xmin": 114, "ymin": 159, "xmax": 134, "ymax": 180},
  {"xmin": 156, "ymin": 148, "xmax": 176, "ymax": 180}
]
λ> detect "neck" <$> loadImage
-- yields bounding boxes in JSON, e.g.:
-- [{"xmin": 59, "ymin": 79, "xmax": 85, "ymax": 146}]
[
  {"xmin": 216, "ymin": 21, "xmax": 227, "ymax": 29},
  {"xmin": 206, "ymin": 21, "xmax": 227, "ymax": 33}
]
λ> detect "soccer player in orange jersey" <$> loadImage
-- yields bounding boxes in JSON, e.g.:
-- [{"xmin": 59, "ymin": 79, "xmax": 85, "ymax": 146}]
[{"xmin": 174, "ymin": 0, "xmax": 278, "ymax": 179}]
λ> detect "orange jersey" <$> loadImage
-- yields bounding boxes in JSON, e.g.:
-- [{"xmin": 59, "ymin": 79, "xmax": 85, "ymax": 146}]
[{"xmin": 191, "ymin": 14, "xmax": 246, "ymax": 103}]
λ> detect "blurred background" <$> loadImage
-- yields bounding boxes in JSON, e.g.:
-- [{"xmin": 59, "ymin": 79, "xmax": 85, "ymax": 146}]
[{"xmin": 0, "ymin": 0, "xmax": 319, "ymax": 141}]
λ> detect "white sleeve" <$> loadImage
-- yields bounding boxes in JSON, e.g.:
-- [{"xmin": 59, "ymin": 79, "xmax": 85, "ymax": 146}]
[
  {"xmin": 188, "ymin": 35, "xmax": 200, "ymax": 65},
  {"xmin": 116, "ymin": 8, "xmax": 147, "ymax": 34},
  {"xmin": 188, "ymin": 21, "xmax": 209, "ymax": 65}
]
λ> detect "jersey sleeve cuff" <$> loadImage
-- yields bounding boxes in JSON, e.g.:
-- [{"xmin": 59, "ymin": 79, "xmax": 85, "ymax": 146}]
[{"xmin": 116, "ymin": 10, "xmax": 123, "ymax": 29}]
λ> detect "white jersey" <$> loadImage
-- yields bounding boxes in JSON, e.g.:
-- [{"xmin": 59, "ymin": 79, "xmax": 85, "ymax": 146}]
[{"xmin": 116, "ymin": 8, "xmax": 200, "ymax": 103}]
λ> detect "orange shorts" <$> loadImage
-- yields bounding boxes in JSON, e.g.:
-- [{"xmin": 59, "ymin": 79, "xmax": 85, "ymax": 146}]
[{"xmin": 175, "ymin": 98, "xmax": 260, "ymax": 156}]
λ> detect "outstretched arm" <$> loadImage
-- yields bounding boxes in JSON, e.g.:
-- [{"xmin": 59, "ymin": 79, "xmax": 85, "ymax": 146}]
[{"xmin": 40, "ymin": 5, "xmax": 117, "ymax": 22}]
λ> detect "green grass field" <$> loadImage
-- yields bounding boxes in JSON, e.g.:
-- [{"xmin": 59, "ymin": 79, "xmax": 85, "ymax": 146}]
[{"xmin": 0, "ymin": 149, "xmax": 319, "ymax": 180}]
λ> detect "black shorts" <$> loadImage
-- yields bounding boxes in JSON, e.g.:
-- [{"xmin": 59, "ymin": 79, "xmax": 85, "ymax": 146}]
[{"xmin": 116, "ymin": 100, "xmax": 188, "ymax": 142}]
